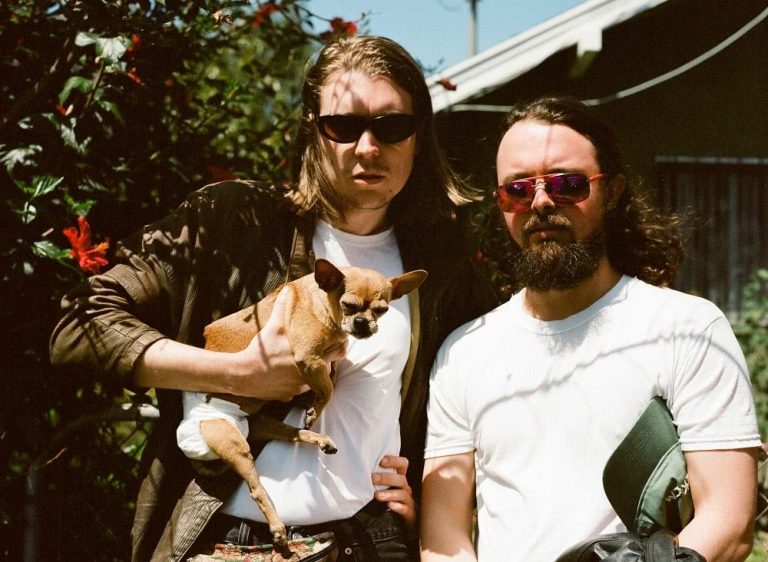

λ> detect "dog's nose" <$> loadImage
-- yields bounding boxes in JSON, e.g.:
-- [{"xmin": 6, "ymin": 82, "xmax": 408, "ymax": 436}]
[{"xmin": 354, "ymin": 317, "xmax": 368, "ymax": 330}]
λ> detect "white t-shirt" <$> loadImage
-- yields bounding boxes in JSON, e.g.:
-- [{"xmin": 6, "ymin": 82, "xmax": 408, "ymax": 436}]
[
  {"xmin": 220, "ymin": 220, "xmax": 409, "ymax": 524},
  {"xmin": 425, "ymin": 275, "xmax": 760, "ymax": 562}
]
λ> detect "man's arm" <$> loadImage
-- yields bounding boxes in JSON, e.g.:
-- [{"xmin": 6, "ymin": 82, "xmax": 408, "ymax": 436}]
[
  {"xmin": 677, "ymin": 448, "xmax": 759, "ymax": 562},
  {"xmin": 421, "ymin": 452, "xmax": 477, "ymax": 562},
  {"xmin": 133, "ymin": 289, "xmax": 314, "ymax": 400}
]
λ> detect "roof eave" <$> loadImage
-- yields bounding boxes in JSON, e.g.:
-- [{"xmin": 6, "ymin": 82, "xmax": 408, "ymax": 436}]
[{"xmin": 428, "ymin": 0, "xmax": 669, "ymax": 112}]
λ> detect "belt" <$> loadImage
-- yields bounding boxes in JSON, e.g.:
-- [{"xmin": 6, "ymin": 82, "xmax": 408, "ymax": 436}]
[
  {"xmin": 211, "ymin": 500, "xmax": 389, "ymax": 546},
  {"xmin": 213, "ymin": 512, "xmax": 340, "ymax": 545}
]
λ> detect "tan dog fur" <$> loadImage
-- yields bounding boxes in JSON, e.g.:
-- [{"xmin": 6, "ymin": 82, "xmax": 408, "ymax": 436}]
[{"xmin": 198, "ymin": 259, "xmax": 427, "ymax": 550}]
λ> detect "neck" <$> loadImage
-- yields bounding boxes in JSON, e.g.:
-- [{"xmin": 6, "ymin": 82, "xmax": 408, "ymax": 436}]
[
  {"xmin": 522, "ymin": 258, "xmax": 622, "ymax": 321},
  {"xmin": 324, "ymin": 207, "xmax": 391, "ymax": 236}
]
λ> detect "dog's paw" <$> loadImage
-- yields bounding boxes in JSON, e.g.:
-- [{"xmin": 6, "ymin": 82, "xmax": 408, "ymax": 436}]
[
  {"xmin": 318, "ymin": 437, "xmax": 338, "ymax": 455},
  {"xmin": 270, "ymin": 525, "xmax": 288, "ymax": 550},
  {"xmin": 303, "ymin": 407, "xmax": 318, "ymax": 429}
]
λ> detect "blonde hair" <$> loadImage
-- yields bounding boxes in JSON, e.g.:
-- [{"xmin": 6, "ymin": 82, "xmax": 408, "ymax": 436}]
[{"xmin": 290, "ymin": 36, "xmax": 473, "ymax": 226}]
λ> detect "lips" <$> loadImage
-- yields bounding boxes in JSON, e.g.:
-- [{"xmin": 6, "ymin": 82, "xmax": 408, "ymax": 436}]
[
  {"xmin": 524, "ymin": 214, "xmax": 571, "ymax": 236},
  {"xmin": 527, "ymin": 224, "xmax": 567, "ymax": 235},
  {"xmin": 352, "ymin": 171, "xmax": 386, "ymax": 187},
  {"xmin": 353, "ymin": 171, "xmax": 385, "ymax": 180}
]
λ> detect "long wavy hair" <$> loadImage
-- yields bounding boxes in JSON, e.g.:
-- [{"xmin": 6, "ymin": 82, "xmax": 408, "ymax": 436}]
[
  {"xmin": 495, "ymin": 95, "xmax": 683, "ymax": 288},
  {"xmin": 290, "ymin": 35, "xmax": 474, "ymax": 227}
]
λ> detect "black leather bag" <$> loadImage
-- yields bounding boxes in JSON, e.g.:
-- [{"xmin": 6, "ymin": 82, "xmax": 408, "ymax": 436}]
[{"xmin": 554, "ymin": 529, "xmax": 705, "ymax": 562}]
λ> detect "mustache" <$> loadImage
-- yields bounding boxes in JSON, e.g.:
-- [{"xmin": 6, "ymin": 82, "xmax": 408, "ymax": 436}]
[{"xmin": 523, "ymin": 213, "xmax": 573, "ymax": 235}]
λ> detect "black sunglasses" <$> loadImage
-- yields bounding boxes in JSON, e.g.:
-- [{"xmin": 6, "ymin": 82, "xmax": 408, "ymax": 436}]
[
  {"xmin": 494, "ymin": 173, "xmax": 606, "ymax": 212},
  {"xmin": 317, "ymin": 114, "xmax": 420, "ymax": 144}
]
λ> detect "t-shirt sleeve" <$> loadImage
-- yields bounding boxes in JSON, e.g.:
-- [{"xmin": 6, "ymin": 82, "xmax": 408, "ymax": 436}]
[
  {"xmin": 668, "ymin": 312, "xmax": 762, "ymax": 451},
  {"xmin": 424, "ymin": 342, "xmax": 475, "ymax": 459}
]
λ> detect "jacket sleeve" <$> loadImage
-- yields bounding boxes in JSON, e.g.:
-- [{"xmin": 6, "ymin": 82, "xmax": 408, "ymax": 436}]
[
  {"xmin": 49, "ymin": 181, "xmax": 250, "ymax": 386},
  {"xmin": 49, "ymin": 255, "xmax": 170, "ymax": 386}
]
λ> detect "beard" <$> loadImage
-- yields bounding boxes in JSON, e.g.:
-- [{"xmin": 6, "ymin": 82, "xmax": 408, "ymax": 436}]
[{"xmin": 512, "ymin": 214, "xmax": 606, "ymax": 292}]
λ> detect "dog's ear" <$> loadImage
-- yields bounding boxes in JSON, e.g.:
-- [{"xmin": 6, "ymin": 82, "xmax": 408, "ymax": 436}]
[
  {"xmin": 389, "ymin": 269, "xmax": 428, "ymax": 300},
  {"xmin": 314, "ymin": 259, "xmax": 345, "ymax": 293}
]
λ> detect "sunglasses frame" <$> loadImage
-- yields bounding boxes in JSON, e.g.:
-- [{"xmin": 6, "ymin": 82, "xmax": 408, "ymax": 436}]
[
  {"xmin": 494, "ymin": 172, "xmax": 606, "ymax": 212},
  {"xmin": 316, "ymin": 113, "xmax": 420, "ymax": 144}
]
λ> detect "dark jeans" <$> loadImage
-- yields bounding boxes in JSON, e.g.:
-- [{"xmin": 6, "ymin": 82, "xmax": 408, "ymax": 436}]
[{"xmin": 191, "ymin": 500, "xmax": 415, "ymax": 561}]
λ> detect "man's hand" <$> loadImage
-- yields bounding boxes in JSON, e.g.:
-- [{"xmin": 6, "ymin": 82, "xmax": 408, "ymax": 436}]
[
  {"xmin": 232, "ymin": 288, "xmax": 307, "ymax": 400},
  {"xmin": 232, "ymin": 287, "xmax": 348, "ymax": 400},
  {"xmin": 372, "ymin": 455, "xmax": 416, "ymax": 531}
]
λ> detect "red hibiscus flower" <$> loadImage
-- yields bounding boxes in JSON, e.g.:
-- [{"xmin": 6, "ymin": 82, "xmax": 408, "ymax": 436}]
[
  {"xmin": 320, "ymin": 17, "xmax": 358, "ymax": 41},
  {"xmin": 126, "ymin": 67, "xmax": 142, "ymax": 85},
  {"xmin": 127, "ymin": 33, "xmax": 141, "ymax": 53},
  {"xmin": 252, "ymin": 3, "xmax": 283, "ymax": 27},
  {"xmin": 207, "ymin": 165, "xmax": 237, "ymax": 182},
  {"xmin": 55, "ymin": 103, "xmax": 73, "ymax": 117},
  {"xmin": 437, "ymin": 78, "xmax": 457, "ymax": 91},
  {"xmin": 63, "ymin": 215, "xmax": 110, "ymax": 275}
]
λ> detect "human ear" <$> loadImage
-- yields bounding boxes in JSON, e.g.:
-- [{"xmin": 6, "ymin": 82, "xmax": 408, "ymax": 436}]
[{"xmin": 606, "ymin": 174, "xmax": 626, "ymax": 210}]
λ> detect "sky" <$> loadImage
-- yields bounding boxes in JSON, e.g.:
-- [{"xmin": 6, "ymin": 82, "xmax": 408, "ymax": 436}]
[{"xmin": 305, "ymin": 0, "xmax": 585, "ymax": 74}]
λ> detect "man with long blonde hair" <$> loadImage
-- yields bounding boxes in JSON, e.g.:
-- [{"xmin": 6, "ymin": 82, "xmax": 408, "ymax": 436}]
[{"xmin": 51, "ymin": 36, "xmax": 496, "ymax": 561}]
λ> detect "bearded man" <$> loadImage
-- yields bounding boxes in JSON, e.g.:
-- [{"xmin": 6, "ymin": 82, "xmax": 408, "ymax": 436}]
[{"xmin": 419, "ymin": 96, "xmax": 761, "ymax": 562}]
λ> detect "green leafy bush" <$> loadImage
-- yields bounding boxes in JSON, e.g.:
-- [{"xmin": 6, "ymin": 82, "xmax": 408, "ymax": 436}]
[
  {"xmin": 735, "ymin": 268, "xmax": 768, "ymax": 438},
  {"xmin": 0, "ymin": 1, "xmax": 363, "ymax": 558}
]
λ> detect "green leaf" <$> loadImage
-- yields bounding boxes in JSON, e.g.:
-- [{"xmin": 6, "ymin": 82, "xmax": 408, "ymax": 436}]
[
  {"xmin": 32, "ymin": 240, "xmax": 70, "ymax": 261},
  {"xmin": 48, "ymin": 408, "xmax": 61, "ymax": 427},
  {"xmin": 0, "ymin": 145, "xmax": 42, "ymax": 171},
  {"xmin": 15, "ymin": 201, "xmax": 37, "ymax": 224},
  {"xmin": 75, "ymin": 31, "xmax": 99, "ymax": 47},
  {"xmin": 98, "ymin": 100, "xmax": 125, "ymax": 126},
  {"xmin": 95, "ymin": 36, "xmax": 132, "ymax": 64},
  {"xmin": 68, "ymin": 198, "xmax": 96, "ymax": 216},
  {"xmin": 31, "ymin": 175, "xmax": 64, "ymax": 198},
  {"xmin": 59, "ymin": 76, "xmax": 93, "ymax": 104}
]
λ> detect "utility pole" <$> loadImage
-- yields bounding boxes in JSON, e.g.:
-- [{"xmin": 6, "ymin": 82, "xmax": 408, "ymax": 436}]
[{"xmin": 468, "ymin": 0, "xmax": 479, "ymax": 56}]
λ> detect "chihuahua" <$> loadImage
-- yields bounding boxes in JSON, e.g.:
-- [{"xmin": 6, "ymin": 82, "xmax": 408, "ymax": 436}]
[{"xmin": 179, "ymin": 259, "xmax": 427, "ymax": 549}]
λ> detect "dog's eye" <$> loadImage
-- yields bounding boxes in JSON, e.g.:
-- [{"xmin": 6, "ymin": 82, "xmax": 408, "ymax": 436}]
[
  {"xmin": 342, "ymin": 302, "xmax": 360, "ymax": 314},
  {"xmin": 371, "ymin": 305, "xmax": 388, "ymax": 316}
]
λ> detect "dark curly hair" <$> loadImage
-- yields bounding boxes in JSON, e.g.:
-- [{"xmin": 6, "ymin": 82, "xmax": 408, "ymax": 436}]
[{"xmin": 492, "ymin": 95, "xmax": 683, "ymax": 288}]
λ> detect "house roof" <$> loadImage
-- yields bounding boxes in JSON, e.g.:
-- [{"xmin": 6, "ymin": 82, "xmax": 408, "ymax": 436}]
[{"xmin": 427, "ymin": 0, "xmax": 669, "ymax": 113}]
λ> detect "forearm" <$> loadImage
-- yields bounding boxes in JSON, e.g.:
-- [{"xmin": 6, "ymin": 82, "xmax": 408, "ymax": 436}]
[
  {"xmin": 677, "ymin": 508, "xmax": 754, "ymax": 562},
  {"xmin": 678, "ymin": 448, "xmax": 759, "ymax": 562},
  {"xmin": 421, "ymin": 543, "xmax": 476, "ymax": 562},
  {"xmin": 133, "ymin": 337, "xmax": 245, "ymax": 394}
]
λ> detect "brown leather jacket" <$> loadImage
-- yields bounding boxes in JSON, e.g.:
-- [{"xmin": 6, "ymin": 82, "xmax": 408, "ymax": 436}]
[{"xmin": 50, "ymin": 180, "xmax": 498, "ymax": 561}]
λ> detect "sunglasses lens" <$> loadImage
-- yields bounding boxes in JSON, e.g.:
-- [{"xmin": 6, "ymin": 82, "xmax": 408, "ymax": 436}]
[
  {"xmin": 551, "ymin": 174, "xmax": 590, "ymax": 202},
  {"xmin": 371, "ymin": 114, "xmax": 420, "ymax": 143},
  {"xmin": 317, "ymin": 114, "xmax": 419, "ymax": 143},
  {"xmin": 318, "ymin": 115, "xmax": 366, "ymax": 143},
  {"xmin": 494, "ymin": 173, "xmax": 592, "ymax": 212},
  {"xmin": 496, "ymin": 180, "xmax": 533, "ymax": 212}
]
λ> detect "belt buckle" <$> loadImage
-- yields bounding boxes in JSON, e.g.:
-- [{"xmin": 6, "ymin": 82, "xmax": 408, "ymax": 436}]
[{"xmin": 286, "ymin": 525, "xmax": 307, "ymax": 541}]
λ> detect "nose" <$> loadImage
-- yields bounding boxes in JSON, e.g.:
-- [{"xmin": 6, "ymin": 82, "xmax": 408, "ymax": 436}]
[
  {"xmin": 354, "ymin": 316, "xmax": 368, "ymax": 330},
  {"xmin": 355, "ymin": 129, "xmax": 380, "ymax": 159},
  {"xmin": 530, "ymin": 181, "xmax": 556, "ymax": 214}
]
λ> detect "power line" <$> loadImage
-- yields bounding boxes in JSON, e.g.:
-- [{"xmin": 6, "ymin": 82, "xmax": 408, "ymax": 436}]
[
  {"xmin": 582, "ymin": 5, "xmax": 768, "ymax": 106},
  {"xmin": 445, "ymin": 4, "xmax": 768, "ymax": 111}
]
